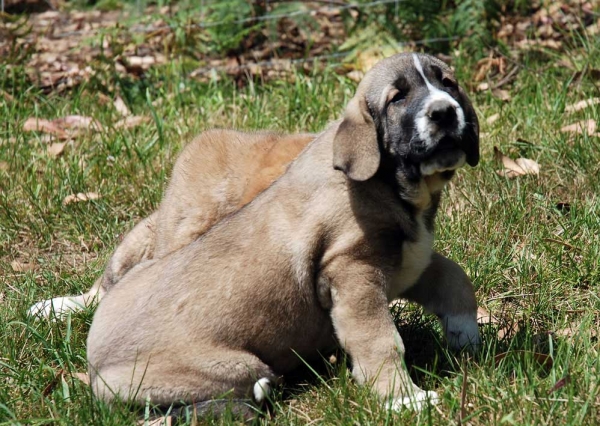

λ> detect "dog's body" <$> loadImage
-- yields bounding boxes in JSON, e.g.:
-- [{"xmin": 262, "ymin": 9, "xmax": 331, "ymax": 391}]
[
  {"xmin": 84, "ymin": 53, "xmax": 481, "ymax": 412},
  {"xmin": 28, "ymin": 131, "xmax": 315, "ymax": 317}
]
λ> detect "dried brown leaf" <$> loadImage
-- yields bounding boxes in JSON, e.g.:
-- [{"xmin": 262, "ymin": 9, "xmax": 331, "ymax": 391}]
[
  {"xmin": 560, "ymin": 119, "xmax": 597, "ymax": 135},
  {"xmin": 72, "ymin": 372, "xmax": 90, "ymax": 385},
  {"xmin": 11, "ymin": 260, "xmax": 35, "ymax": 272},
  {"xmin": 476, "ymin": 82, "xmax": 489, "ymax": 92},
  {"xmin": 1, "ymin": 90, "xmax": 14, "ymax": 102},
  {"xmin": 492, "ymin": 88, "xmax": 511, "ymax": 102},
  {"xmin": 494, "ymin": 146, "xmax": 540, "ymax": 178},
  {"xmin": 548, "ymin": 375, "xmax": 570, "ymax": 394},
  {"xmin": 47, "ymin": 142, "xmax": 68, "ymax": 157},
  {"xmin": 113, "ymin": 96, "xmax": 131, "ymax": 117},
  {"xmin": 486, "ymin": 113, "xmax": 500, "ymax": 125},
  {"xmin": 55, "ymin": 115, "xmax": 102, "ymax": 131},
  {"xmin": 23, "ymin": 118, "xmax": 68, "ymax": 139},
  {"xmin": 63, "ymin": 192, "xmax": 100, "ymax": 205},
  {"xmin": 555, "ymin": 325, "xmax": 597, "ymax": 339},
  {"xmin": 114, "ymin": 115, "xmax": 150, "ymax": 130},
  {"xmin": 564, "ymin": 98, "xmax": 600, "ymax": 114},
  {"xmin": 0, "ymin": 161, "xmax": 8, "ymax": 171}
]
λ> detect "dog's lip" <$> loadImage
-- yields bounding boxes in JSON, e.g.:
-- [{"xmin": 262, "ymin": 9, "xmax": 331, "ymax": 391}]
[{"xmin": 410, "ymin": 136, "xmax": 465, "ymax": 162}]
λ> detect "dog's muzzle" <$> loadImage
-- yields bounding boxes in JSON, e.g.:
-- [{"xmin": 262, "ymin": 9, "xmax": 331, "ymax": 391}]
[{"xmin": 413, "ymin": 98, "xmax": 473, "ymax": 176}]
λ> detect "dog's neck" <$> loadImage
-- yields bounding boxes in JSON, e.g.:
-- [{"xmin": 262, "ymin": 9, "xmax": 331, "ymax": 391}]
[{"xmin": 374, "ymin": 155, "xmax": 453, "ymax": 215}]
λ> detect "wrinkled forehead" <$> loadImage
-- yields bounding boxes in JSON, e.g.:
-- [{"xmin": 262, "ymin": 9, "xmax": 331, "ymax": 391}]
[{"xmin": 360, "ymin": 53, "xmax": 454, "ymax": 109}]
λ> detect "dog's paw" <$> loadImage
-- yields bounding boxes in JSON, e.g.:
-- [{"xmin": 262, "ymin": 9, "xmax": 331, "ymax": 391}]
[
  {"xmin": 442, "ymin": 313, "xmax": 481, "ymax": 351},
  {"xmin": 387, "ymin": 390, "xmax": 439, "ymax": 412},
  {"xmin": 252, "ymin": 378, "xmax": 272, "ymax": 404},
  {"xmin": 28, "ymin": 296, "xmax": 86, "ymax": 320}
]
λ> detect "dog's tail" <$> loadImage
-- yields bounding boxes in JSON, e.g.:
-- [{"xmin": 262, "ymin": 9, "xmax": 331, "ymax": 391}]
[{"xmin": 28, "ymin": 212, "xmax": 158, "ymax": 320}]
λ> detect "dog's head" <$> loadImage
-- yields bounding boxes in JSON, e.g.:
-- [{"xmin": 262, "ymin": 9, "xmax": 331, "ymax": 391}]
[{"xmin": 333, "ymin": 53, "xmax": 479, "ymax": 182}]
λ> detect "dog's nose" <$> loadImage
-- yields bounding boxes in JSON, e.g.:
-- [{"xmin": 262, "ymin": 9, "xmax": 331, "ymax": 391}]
[{"xmin": 427, "ymin": 100, "xmax": 457, "ymax": 127}]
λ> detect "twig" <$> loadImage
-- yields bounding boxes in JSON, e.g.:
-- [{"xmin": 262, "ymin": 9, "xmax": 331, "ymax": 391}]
[{"xmin": 491, "ymin": 64, "xmax": 520, "ymax": 90}]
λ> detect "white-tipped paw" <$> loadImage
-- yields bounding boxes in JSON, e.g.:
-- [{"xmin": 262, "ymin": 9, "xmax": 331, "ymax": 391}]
[
  {"xmin": 387, "ymin": 390, "xmax": 439, "ymax": 412},
  {"xmin": 28, "ymin": 296, "xmax": 86, "ymax": 320},
  {"xmin": 442, "ymin": 314, "xmax": 481, "ymax": 351},
  {"xmin": 252, "ymin": 377, "xmax": 271, "ymax": 404}
]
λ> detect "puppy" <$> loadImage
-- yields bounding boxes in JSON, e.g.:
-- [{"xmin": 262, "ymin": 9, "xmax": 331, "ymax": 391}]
[
  {"xmin": 28, "ymin": 131, "xmax": 315, "ymax": 318},
  {"xmin": 86, "ymin": 53, "xmax": 481, "ymax": 413}
]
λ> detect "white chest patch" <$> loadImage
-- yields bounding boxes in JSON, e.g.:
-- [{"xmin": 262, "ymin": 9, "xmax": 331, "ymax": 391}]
[{"xmin": 389, "ymin": 218, "xmax": 433, "ymax": 299}]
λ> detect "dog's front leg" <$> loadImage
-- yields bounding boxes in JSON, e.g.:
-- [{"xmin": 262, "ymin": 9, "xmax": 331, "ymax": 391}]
[
  {"xmin": 328, "ymin": 266, "xmax": 438, "ymax": 411},
  {"xmin": 401, "ymin": 252, "xmax": 481, "ymax": 350}
]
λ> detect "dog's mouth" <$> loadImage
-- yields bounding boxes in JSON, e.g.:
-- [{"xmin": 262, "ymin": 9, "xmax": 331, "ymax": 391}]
[{"xmin": 410, "ymin": 136, "xmax": 468, "ymax": 176}]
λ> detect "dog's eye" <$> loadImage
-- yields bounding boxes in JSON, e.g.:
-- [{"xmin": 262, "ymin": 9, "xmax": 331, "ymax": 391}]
[
  {"xmin": 389, "ymin": 90, "xmax": 406, "ymax": 104},
  {"xmin": 442, "ymin": 77, "xmax": 457, "ymax": 89}
]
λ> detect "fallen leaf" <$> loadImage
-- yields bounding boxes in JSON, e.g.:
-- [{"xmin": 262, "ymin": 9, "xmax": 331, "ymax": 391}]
[
  {"xmin": 42, "ymin": 369, "xmax": 64, "ymax": 397},
  {"xmin": 1, "ymin": 90, "xmax": 14, "ymax": 102},
  {"xmin": 114, "ymin": 115, "xmax": 151, "ymax": 129},
  {"xmin": 23, "ymin": 118, "xmax": 68, "ymax": 139},
  {"xmin": 72, "ymin": 372, "xmax": 90, "ymax": 385},
  {"xmin": 477, "ymin": 306, "xmax": 519, "ymax": 339},
  {"xmin": 548, "ymin": 375, "xmax": 570, "ymax": 394},
  {"xmin": 0, "ymin": 161, "xmax": 8, "ymax": 171},
  {"xmin": 486, "ymin": 113, "xmax": 500, "ymax": 125},
  {"xmin": 11, "ymin": 260, "xmax": 35, "ymax": 272},
  {"xmin": 63, "ymin": 192, "xmax": 100, "ymax": 205},
  {"xmin": 492, "ymin": 88, "xmax": 511, "ymax": 102},
  {"xmin": 55, "ymin": 115, "xmax": 102, "ymax": 131},
  {"xmin": 560, "ymin": 119, "xmax": 597, "ymax": 135},
  {"xmin": 555, "ymin": 325, "xmax": 597, "ymax": 339},
  {"xmin": 138, "ymin": 416, "xmax": 173, "ymax": 426},
  {"xmin": 113, "ymin": 96, "xmax": 131, "ymax": 116},
  {"xmin": 346, "ymin": 70, "xmax": 364, "ymax": 83},
  {"xmin": 476, "ymin": 82, "xmax": 489, "ymax": 92},
  {"xmin": 564, "ymin": 98, "xmax": 600, "ymax": 114},
  {"xmin": 47, "ymin": 142, "xmax": 68, "ymax": 157},
  {"xmin": 494, "ymin": 146, "xmax": 540, "ymax": 178}
]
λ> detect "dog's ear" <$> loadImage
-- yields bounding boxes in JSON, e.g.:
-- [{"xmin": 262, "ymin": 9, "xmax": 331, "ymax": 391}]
[
  {"xmin": 458, "ymin": 87, "xmax": 480, "ymax": 167},
  {"xmin": 333, "ymin": 96, "xmax": 380, "ymax": 181}
]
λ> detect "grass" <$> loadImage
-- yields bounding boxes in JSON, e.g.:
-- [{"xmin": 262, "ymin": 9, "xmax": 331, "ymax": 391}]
[{"xmin": 1, "ymin": 16, "xmax": 600, "ymax": 426}]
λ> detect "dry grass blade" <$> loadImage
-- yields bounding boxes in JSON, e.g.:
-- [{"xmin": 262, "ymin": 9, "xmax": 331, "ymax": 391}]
[
  {"xmin": 63, "ymin": 192, "xmax": 101, "ymax": 205},
  {"xmin": 459, "ymin": 359, "xmax": 468, "ymax": 425},
  {"xmin": 565, "ymin": 98, "xmax": 600, "ymax": 114},
  {"xmin": 494, "ymin": 351, "xmax": 553, "ymax": 369},
  {"xmin": 494, "ymin": 146, "xmax": 540, "ymax": 178}
]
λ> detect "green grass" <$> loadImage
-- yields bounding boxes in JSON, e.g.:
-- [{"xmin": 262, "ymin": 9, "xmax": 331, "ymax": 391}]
[{"xmin": 1, "ymin": 25, "xmax": 600, "ymax": 426}]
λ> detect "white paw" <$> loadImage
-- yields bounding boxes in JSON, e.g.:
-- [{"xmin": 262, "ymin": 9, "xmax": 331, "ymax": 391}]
[
  {"xmin": 387, "ymin": 390, "xmax": 439, "ymax": 412},
  {"xmin": 442, "ymin": 313, "xmax": 481, "ymax": 351},
  {"xmin": 252, "ymin": 377, "xmax": 271, "ymax": 403},
  {"xmin": 28, "ymin": 296, "xmax": 86, "ymax": 319}
]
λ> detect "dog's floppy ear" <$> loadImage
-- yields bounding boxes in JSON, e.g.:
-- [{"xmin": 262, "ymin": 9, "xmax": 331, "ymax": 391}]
[
  {"xmin": 458, "ymin": 87, "xmax": 480, "ymax": 167},
  {"xmin": 333, "ymin": 96, "xmax": 380, "ymax": 181}
]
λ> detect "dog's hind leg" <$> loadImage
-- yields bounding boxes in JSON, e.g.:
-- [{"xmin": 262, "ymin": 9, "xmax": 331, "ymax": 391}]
[
  {"xmin": 401, "ymin": 252, "xmax": 481, "ymax": 351},
  {"xmin": 90, "ymin": 349, "xmax": 277, "ymax": 413},
  {"xmin": 28, "ymin": 213, "xmax": 158, "ymax": 319}
]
